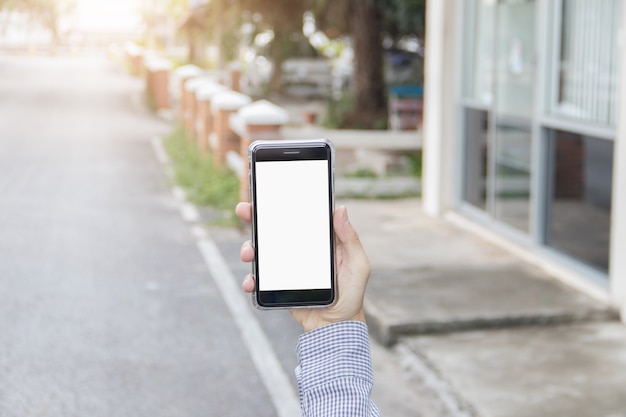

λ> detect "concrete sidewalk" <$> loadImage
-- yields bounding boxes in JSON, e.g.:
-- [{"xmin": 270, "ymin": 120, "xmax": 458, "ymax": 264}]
[{"xmin": 344, "ymin": 198, "xmax": 626, "ymax": 417}]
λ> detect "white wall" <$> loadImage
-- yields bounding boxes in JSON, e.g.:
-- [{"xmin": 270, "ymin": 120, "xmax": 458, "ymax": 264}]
[
  {"xmin": 610, "ymin": 5, "xmax": 626, "ymax": 320},
  {"xmin": 422, "ymin": 0, "xmax": 459, "ymax": 216}
]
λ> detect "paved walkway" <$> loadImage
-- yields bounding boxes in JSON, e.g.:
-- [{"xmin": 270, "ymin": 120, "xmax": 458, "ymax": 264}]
[
  {"xmin": 344, "ymin": 199, "xmax": 617, "ymax": 345},
  {"xmin": 345, "ymin": 198, "xmax": 626, "ymax": 417}
]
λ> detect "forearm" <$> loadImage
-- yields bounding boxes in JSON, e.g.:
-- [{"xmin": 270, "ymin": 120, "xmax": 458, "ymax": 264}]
[{"xmin": 295, "ymin": 321, "xmax": 380, "ymax": 417}]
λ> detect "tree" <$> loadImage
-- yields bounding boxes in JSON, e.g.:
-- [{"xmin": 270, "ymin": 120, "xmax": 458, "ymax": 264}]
[
  {"xmin": 0, "ymin": 0, "xmax": 75, "ymax": 47},
  {"xmin": 237, "ymin": 0, "xmax": 308, "ymax": 93},
  {"xmin": 350, "ymin": 0, "xmax": 386, "ymax": 123},
  {"xmin": 168, "ymin": 0, "xmax": 425, "ymax": 118},
  {"xmin": 185, "ymin": 0, "xmax": 242, "ymax": 67},
  {"xmin": 312, "ymin": 0, "xmax": 425, "ymax": 128},
  {"xmin": 382, "ymin": 0, "xmax": 426, "ymax": 42}
]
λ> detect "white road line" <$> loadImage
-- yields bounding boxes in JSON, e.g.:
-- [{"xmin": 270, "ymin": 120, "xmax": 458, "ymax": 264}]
[
  {"xmin": 172, "ymin": 187, "xmax": 187, "ymax": 201},
  {"xmin": 180, "ymin": 202, "xmax": 200, "ymax": 223},
  {"xmin": 193, "ymin": 226, "xmax": 302, "ymax": 417},
  {"xmin": 151, "ymin": 136, "xmax": 301, "ymax": 417},
  {"xmin": 151, "ymin": 136, "xmax": 170, "ymax": 164}
]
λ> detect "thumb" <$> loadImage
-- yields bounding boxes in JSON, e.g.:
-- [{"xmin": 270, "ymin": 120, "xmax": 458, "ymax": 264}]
[{"xmin": 334, "ymin": 206, "xmax": 365, "ymax": 255}]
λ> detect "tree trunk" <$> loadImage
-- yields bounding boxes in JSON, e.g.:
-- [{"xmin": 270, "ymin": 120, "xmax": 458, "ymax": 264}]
[
  {"xmin": 350, "ymin": 0, "xmax": 386, "ymax": 123},
  {"xmin": 188, "ymin": 31, "xmax": 198, "ymax": 64}
]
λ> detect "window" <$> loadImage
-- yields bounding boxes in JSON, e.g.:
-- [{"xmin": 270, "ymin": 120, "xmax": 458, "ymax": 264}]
[
  {"xmin": 462, "ymin": 0, "xmax": 535, "ymax": 232},
  {"xmin": 463, "ymin": 109, "xmax": 489, "ymax": 210},
  {"xmin": 549, "ymin": 0, "xmax": 621, "ymax": 127},
  {"xmin": 461, "ymin": 0, "xmax": 619, "ymax": 277},
  {"xmin": 545, "ymin": 131, "xmax": 613, "ymax": 271},
  {"xmin": 464, "ymin": 0, "xmax": 495, "ymax": 105},
  {"xmin": 494, "ymin": 118, "xmax": 532, "ymax": 232}
]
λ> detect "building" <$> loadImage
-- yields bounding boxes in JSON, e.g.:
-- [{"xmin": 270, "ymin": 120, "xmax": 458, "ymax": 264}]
[{"xmin": 422, "ymin": 0, "xmax": 626, "ymax": 320}]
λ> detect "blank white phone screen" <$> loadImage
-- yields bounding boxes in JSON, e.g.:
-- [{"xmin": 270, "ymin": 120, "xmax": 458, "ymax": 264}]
[{"xmin": 255, "ymin": 159, "xmax": 331, "ymax": 291}]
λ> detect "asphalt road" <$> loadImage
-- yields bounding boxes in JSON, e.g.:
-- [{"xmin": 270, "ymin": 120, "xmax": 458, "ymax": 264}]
[{"xmin": 0, "ymin": 54, "xmax": 302, "ymax": 417}]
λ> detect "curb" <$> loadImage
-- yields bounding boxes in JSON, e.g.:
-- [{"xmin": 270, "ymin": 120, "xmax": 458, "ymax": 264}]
[{"xmin": 365, "ymin": 301, "xmax": 620, "ymax": 347}]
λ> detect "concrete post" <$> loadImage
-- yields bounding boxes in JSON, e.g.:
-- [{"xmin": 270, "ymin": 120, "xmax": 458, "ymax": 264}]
[
  {"xmin": 195, "ymin": 83, "xmax": 228, "ymax": 152},
  {"xmin": 144, "ymin": 57, "xmax": 172, "ymax": 111},
  {"xmin": 171, "ymin": 65, "xmax": 202, "ymax": 122},
  {"xmin": 422, "ymin": 0, "xmax": 459, "ymax": 216},
  {"xmin": 125, "ymin": 43, "xmax": 144, "ymax": 77},
  {"xmin": 184, "ymin": 77, "xmax": 215, "ymax": 139},
  {"xmin": 228, "ymin": 62, "xmax": 242, "ymax": 92},
  {"xmin": 610, "ymin": 4, "xmax": 626, "ymax": 320},
  {"xmin": 211, "ymin": 91, "xmax": 252, "ymax": 167},
  {"xmin": 237, "ymin": 100, "xmax": 289, "ymax": 201}
]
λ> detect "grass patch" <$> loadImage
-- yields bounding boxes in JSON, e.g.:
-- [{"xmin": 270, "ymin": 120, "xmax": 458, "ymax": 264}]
[
  {"xmin": 344, "ymin": 168, "xmax": 379, "ymax": 179},
  {"xmin": 322, "ymin": 90, "xmax": 387, "ymax": 130},
  {"xmin": 163, "ymin": 126, "xmax": 239, "ymax": 222},
  {"xmin": 406, "ymin": 150, "xmax": 422, "ymax": 178}
]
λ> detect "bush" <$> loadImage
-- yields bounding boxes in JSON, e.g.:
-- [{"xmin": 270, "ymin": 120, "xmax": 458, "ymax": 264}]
[
  {"xmin": 163, "ymin": 127, "xmax": 239, "ymax": 216},
  {"xmin": 322, "ymin": 91, "xmax": 355, "ymax": 129},
  {"xmin": 322, "ymin": 91, "xmax": 387, "ymax": 130}
]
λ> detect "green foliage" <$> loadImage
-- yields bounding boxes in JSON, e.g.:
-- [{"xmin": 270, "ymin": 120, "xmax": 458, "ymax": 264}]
[
  {"xmin": 239, "ymin": 0, "xmax": 306, "ymax": 33},
  {"xmin": 406, "ymin": 150, "xmax": 422, "ymax": 178},
  {"xmin": 168, "ymin": 56, "xmax": 191, "ymax": 70},
  {"xmin": 163, "ymin": 127, "xmax": 239, "ymax": 216},
  {"xmin": 311, "ymin": 0, "xmax": 426, "ymax": 41},
  {"xmin": 322, "ymin": 90, "xmax": 389, "ymax": 130},
  {"xmin": 381, "ymin": 0, "xmax": 426, "ymax": 40},
  {"xmin": 322, "ymin": 91, "xmax": 354, "ymax": 129},
  {"xmin": 0, "ymin": 0, "xmax": 75, "ymax": 41},
  {"xmin": 345, "ymin": 168, "xmax": 379, "ymax": 179},
  {"xmin": 220, "ymin": 24, "xmax": 240, "ymax": 63},
  {"xmin": 165, "ymin": 0, "xmax": 190, "ymax": 20},
  {"xmin": 373, "ymin": 117, "xmax": 388, "ymax": 130}
]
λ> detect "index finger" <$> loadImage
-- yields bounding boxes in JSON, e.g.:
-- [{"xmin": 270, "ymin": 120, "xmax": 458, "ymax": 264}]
[{"xmin": 235, "ymin": 202, "xmax": 252, "ymax": 223}]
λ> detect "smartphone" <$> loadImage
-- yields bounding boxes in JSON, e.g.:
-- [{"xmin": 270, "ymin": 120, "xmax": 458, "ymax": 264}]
[{"xmin": 248, "ymin": 139, "xmax": 336, "ymax": 309}]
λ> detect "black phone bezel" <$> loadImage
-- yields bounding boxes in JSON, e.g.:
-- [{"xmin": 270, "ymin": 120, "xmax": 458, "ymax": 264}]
[{"xmin": 250, "ymin": 141, "xmax": 335, "ymax": 308}]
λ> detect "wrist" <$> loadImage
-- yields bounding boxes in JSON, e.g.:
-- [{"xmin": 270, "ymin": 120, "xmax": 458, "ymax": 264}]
[{"xmin": 301, "ymin": 309, "xmax": 366, "ymax": 333}]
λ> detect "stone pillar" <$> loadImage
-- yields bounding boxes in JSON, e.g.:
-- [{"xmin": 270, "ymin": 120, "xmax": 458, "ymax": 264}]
[
  {"xmin": 144, "ymin": 57, "xmax": 172, "ymax": 111},
  {"xmin": 125, "ymin": 43, "xmax": 144, "ymax": 77},
  {"xmin": 184, "ymin": 77, "xmax": 215, "ymax": 139},
  {"xmin": 237, "ymin": 100, "xmax": 289, "ymax": 202},
  {"xmin": 171, "ymin": 65, "xmax": 202, "ymax": 122},
  {"xmin": 422, "ymin": 0, "xmax": 460, "ymax": 216},
  {"xmin": 211, "ymin": 91, "xmax": 252, "ymax": 168},
  {"xmin": 610, "ymin": 0, "xmax": 626, "ymax": 321},
  {"xmin": 228, "ymin": 62, "xmax": 241, "ymax": 92},
  {"xmin": 195, "ymin": 83, "xmax": 228, "ymax": 152}
]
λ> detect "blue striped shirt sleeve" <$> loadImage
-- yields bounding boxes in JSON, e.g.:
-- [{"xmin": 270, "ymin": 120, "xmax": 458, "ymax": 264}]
[{"xmin": 295, "ymin": 321, "xmax": 381, "ymax": 417}]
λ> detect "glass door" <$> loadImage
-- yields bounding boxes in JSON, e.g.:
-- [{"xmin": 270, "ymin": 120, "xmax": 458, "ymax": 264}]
[
  {"xmin": 463, "ymin": 0, "xmax": 536, "ymax": 234},
  {"xmin": 492, "ymin": 0, "xmax": 535, "ymax": 233}
]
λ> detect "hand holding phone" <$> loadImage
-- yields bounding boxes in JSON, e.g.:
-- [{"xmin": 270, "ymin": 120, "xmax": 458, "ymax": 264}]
[
  {"xmin": 249, "ymin": 139, "xmax": 337, "ymax": 308},
  {"xmin": 236, "ymin": 202, "xmax": 371, "ymax": 332}
]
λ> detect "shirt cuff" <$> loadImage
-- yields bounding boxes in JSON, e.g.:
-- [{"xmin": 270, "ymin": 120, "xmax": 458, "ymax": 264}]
[{"xmin": 295, "ymin": 321, "xmax": 373, "ymax": 393}]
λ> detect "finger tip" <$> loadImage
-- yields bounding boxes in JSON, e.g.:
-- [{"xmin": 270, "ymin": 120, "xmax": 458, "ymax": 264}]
[
  {"xmin": 235, "ymin": 202, "xmax": 252, "ymax": 223},
  {"xmin": 242, "ymin": 274, "xmax": 256, "ymax": 293}
]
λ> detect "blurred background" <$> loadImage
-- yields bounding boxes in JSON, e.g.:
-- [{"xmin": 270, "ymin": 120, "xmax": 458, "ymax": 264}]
[
  {"xmin": 1, "ymin": 0, "xmax": 626, "ymax": 416},
  {"xmin": 0, "ymin": 0, "xmax": 425, "ymax": 129}
]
